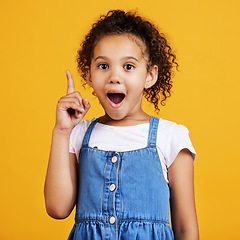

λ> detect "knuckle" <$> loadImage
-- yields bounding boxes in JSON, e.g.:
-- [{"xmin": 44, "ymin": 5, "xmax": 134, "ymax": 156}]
[
  {"xmin": 57, "ymin": 97, "xmax": 63, "ymax": 104},
  {"xmin": 73, "ymin": 99, "xmax": 80, "ymax": 105},
  {"xmin": 67, "ymin": 92, "xmax": 73, "ymax": 96},
  {"xmin": 75, "ymin": 91, "xmax": 81, "ymax": 97},
  {"xmin": 70, "ymin": 101, "xmax": 77, "ymax": 106}
]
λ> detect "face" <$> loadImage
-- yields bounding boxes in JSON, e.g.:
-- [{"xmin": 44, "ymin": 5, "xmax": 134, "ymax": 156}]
[{"xmin": 86, "ymin": 34, "xmax": 158, "ymax": 121}]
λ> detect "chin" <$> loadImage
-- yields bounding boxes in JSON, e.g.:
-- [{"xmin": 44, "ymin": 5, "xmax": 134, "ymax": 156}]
[{"xmin": 105, "ymin": 110, "xmax": 127, "ymax": 121}]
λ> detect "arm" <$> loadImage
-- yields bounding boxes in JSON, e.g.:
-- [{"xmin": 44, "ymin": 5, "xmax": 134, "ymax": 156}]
[
  {"xmin": 44, "ymin": 130, "xmax": 78, "ymax": 219},
  {"xmin": 168, "ymin": 148, "xmax": 199, "ymax": 240},
  {"xmin": 44, "ymin": 71, "xmax": 90, "ymax": 219}
]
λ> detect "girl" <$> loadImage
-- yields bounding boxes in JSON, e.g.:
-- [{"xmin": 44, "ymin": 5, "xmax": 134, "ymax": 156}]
[{"xmin": 44, "ymin": 10, "xmax": 199, "ymax": 240}]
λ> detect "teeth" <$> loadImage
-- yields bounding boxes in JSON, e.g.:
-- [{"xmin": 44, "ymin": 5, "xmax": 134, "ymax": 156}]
[{"xmin": 107, "ymin": 93, "xmax": 125, "ymax": 104}]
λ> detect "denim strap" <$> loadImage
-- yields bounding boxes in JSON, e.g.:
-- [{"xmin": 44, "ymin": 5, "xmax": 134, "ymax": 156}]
[
  {"xmin": 81, "ymin": 117, "xmax": 102, "ymax": 148},
  {"xmin": 147, "ymin": 116, "xmax": 159, "ymax": 148}
]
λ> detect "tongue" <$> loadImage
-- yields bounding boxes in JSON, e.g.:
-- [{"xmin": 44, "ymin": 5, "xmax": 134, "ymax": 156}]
[{"xmin": 107, "ymin": 93, "xmax": 125, "ymax": 104}]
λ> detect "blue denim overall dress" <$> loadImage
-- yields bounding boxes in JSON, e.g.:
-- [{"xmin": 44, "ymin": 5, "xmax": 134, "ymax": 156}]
[{"xmin": 68, "ymin": 116, "xmax": 174, "ymax": 239}]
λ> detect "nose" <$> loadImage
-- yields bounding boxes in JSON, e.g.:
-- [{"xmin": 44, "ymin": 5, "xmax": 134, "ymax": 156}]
[{"xmin": 109, "ymin": 68, "xmax": 121, "ymax": 84}]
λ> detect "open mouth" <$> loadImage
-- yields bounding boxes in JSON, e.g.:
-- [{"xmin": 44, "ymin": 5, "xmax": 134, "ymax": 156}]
[{"xmin": 107, "ymin": 93, "xmax": 125, "ymax": 105}]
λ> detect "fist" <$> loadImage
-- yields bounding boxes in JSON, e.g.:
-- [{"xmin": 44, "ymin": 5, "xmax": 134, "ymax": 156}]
[{"xmin": 54, "ymin": 70, "xmax": 90, "ymax": 133}]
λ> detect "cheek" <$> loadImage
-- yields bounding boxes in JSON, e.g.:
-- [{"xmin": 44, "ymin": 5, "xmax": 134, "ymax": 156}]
[
  {"xmin": 130, "ymin": 72, "xmax": 148, "ymax": 86},
  {"xmin": 91, "ymin": 76, "xmax": 105, "ymax": 92},
  {"xmin": 91, "ymin": 69, "xmax": 104, "ymax": 79}
]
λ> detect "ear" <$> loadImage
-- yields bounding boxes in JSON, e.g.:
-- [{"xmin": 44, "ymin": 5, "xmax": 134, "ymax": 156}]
[
  {"xmin": 85, "ymin": 67, "xmax": 93, "ymax": 87},
  {"xmin": 145, "ymin": 65, "xmax": 158, "ymax": 89}
]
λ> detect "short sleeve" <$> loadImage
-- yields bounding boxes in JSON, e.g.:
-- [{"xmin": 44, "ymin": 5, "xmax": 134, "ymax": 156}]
[
  {"xmin": 69, "ymin": 118, "xmax": 95, "ymax": 161},
  {"xmin": 168, "ymin": 125, "xmax": 196, "ymax": 167},
  {"xmin": 157, "ymin": 119, "xmax": 196, "ymax": 169}
]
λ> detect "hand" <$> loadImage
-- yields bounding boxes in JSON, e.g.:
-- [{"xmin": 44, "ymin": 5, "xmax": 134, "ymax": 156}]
[{"xmin": 54, "ymin": 70, "xmax": 90, "ymax": 134}]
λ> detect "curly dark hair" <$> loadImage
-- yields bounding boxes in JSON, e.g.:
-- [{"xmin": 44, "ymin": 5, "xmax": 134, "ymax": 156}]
[{"xmin": 77, "ymin": 10, "xmax": 178, "ymax": 111}]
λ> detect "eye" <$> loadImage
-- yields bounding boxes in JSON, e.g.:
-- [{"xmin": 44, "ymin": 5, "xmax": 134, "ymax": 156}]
[
  {"xmin": 124, "ymin": 64, "xmax": 135, "ymax": 70},
  {"xmin": 98, "ymin": 63, "xmax": 109, "ymax": 70}
]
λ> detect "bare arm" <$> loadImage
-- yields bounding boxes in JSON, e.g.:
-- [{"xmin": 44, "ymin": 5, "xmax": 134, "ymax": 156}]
[
  {"xmin": 168, "ymin": 149, "xmax": 199, "ymax": 240},
  {"xmin": 44, "ymin": 71, "xmax": 90, "ymax": 219}
]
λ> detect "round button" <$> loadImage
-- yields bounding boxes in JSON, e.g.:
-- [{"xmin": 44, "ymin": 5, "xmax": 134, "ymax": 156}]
[
  {"xmin": 111, "ymin": 156, "xmax": 118, "ymax": 164},
  {"xmin": 109, "ymin": 216, "xmax": 116, "ymax": 224},
  {"xmin": 109, "ymin": 183, "xmax": 116, "ymax": 192}
]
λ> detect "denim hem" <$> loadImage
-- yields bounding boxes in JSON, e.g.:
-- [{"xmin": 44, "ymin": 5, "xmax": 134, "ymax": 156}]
[
  {"xmin": 119, "ymin": 219, "xmax": 170, "ymax": 224},
  {"xmin": 75, "ymin": 218, "xmax": 170, "ymax": 225},
  {"xmin": 76, "ymin": 219, "xmax": 104, "ymax": 223}
]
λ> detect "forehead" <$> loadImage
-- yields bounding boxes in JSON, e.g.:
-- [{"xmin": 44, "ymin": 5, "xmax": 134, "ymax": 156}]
[{"xmin": 92, "ymin": 34, "xmax": 148, "ymax": 60}]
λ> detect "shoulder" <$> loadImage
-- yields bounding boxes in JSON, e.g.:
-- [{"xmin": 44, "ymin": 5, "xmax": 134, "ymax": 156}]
[
  {"xmin": 158, "ymin": 118, "xmax": 189, "ymax": 135},
  {"xmin": 69, "ymin": 118, "xmax": 96, "ymax": 150},
  {"xmin": 71, "ymin": 118, "xmax": 96, "ymax": 135},
  {"xmin": 157, "ymin": 118, "xmax": 191, "ymax": 152},
  {"xmin": 156, "ymin": 118, "xmax": 196, "ymax": 168}
]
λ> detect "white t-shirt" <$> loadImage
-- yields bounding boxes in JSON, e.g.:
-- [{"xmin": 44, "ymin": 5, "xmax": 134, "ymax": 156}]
[{"xmin": 69, "ymin": 118, "xmax": 196, "ymax": 183}]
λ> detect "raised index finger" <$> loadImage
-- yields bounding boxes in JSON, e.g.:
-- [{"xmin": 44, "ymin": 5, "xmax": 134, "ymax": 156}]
[{"xmin": 66, "ymin": 70, "xmax": 75, "ymax": 94}]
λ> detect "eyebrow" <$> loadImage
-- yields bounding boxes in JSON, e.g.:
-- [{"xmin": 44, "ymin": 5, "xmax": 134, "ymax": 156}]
[{"xmin": 94, "ymin": 56, "xmax": 139, "ymax": 62}]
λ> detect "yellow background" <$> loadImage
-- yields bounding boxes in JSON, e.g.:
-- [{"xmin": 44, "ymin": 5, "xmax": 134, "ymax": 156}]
[{"xmin": 1, "ymin": 0, "xmax": 239, "ymax": 239}]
